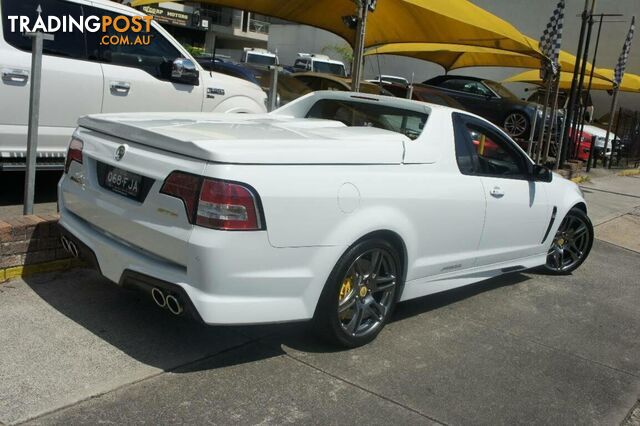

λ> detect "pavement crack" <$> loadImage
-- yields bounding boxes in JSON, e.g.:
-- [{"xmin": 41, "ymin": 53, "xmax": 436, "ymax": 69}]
[
  {"xmin": 283, "ymin": 351, "xmax": 448, "ymax": 425},
  {"xmin": 18, "ymin": 333, "xmax": 266, "ymax": 425},
  {"xmin": 580, "ymin": 186, "xmax": 640, "ymax": 199},
  {"xmin": 595, "ymin": 238, "xmax": 640, "ymax": 255}
]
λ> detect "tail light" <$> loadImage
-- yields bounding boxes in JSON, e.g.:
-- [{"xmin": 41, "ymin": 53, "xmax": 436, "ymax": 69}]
[
  {"xmin": 161, "ymin": 172, "xmax": 263, "ymax": 231},
  {"xmin": 160, "ymin": 171, "xmax": 202, "ymax": 222},
  {"xmin": 64, "ymin": 138, "xmax": 83, "ymax": 173}
]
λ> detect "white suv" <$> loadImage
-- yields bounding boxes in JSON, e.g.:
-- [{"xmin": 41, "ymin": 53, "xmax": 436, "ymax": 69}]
[
  {"xmin": 292, "ymin": 54, "xmax": 347, "ymax": 77},
  {"xmin": 0, "ymin": 0, "xmax": 267, "ymax": 170}
]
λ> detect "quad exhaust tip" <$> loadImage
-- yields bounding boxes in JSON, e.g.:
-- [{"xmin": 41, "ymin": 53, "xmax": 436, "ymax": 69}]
[
  {"xmin": 151, "ymin": 287, "xmax": 183, "ymax": 316},
  {"xmin": 60, "ymin": 236, "xmax": 79, "ymax": 258}
]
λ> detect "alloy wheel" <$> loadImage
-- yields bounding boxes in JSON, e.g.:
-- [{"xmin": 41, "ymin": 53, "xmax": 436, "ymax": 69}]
[
  {"xmin": 546, "ymin": 212, "xmax": 591, "ymax": 273},
  {"xmin": 504, "ymin": 112, "xmax": 529, "ymax": 138},
  {"xmin": 337, "ymin": 248, "xmax": 398, "ymax": 338}
]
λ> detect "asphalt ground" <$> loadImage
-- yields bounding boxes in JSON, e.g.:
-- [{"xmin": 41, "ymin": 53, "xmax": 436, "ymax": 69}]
[{"xmin": 0, "ymin": 172, "xmax": 639, "ymax": 425}]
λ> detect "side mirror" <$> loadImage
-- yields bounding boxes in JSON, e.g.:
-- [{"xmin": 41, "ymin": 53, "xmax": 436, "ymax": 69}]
[
  {"xmin": 171, "ymin": 58, "xmax": 200, "ymax": 86},
  {"xmin": 531, "ymin": 164, "xmax": 553, "ymax": 182}
]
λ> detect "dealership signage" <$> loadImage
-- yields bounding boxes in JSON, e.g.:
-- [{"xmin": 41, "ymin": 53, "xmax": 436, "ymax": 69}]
[{"xmin": 141, "ymin": 5, "xmax": 203, "ymax": 29}]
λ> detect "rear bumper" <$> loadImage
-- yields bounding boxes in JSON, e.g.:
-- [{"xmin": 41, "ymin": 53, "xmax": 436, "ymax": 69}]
[
  {"xmin": 57, "ymin": 204, "xmax": 344, "ymax": 326},
  {"xmin": 58, "ymin": 225, "xmax": 204, "ymax": 323}
]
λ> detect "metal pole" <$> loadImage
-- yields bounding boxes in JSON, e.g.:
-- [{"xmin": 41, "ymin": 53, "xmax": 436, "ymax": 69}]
[
  {"xmin": 350, "ymin": 1, "xmax": 368, "ymax": 92},
  {"xmin": 602, "ymin": 87, "xmax": 619, "ymax": 168},
  {"xmin": 535, "ymin": 76, "xmax": 553, "ymax": 163},
  {"xmin": 559, "ymin": 0, "xmax": 591, "ymax": 167},
  {"xmin": 554, "ymin": 107, "xmax": 567, "ymax": 170},
  {"xmin": 570, "ymin": 1, "xmax": 596, "ymax": 160},
  {"xmin": 543, "ymin": 76, "xmax": 562, "ymax": 163},
  {"xmin": 267, "ymin": 65, "xmax": 281, "ymax": 112},
  {"xmin": 23, "ymin": 32, "xmax": 54, "ymax": 215},
  {"xmin": 586, "ymin": 134, "xmax": 597, "ymax": 171},
  {"xmin": 608, "ymin": 105, "xmax": 624, "ymax": 169},
  {"xmin": 527, "ymin": 104, "xmax": 540, "ymax": 157},
  {"xmin": 577, "ymin": 15, "xmax": 604, "ymax": 149}
]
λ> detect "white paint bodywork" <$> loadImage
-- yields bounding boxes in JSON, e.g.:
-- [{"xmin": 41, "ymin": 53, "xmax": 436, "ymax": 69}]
[
  {"xmin": 58, "ymin": 91, "xmax": 587, "ymax": 325},
  {"xmin": 0, "ymin": 0, "xmax": 266, "ymax": 161}
]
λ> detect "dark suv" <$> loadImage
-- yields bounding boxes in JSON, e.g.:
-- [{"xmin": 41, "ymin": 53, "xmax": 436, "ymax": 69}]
[{"xmin": 423, "ymin": 75, "xmax": 541, "ymax": 139}]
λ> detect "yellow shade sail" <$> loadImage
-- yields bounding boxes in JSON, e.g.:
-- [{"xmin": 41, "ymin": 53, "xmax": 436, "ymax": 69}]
[
  {"xmin": 504, "ymin": 70, "xmax": 639, "ymax": 93},
  {"xmin": 592, "ymin": 69, "xmax": 640, "ymax": 92},
  {"xmin": 363, "ymin": 38, "xmax": 609, "ymax": 80},
  {"xmin": 365, "ymin": 42, "xmax": 542, "ymax": 70},
  {"xmin": 131, "ymin": 0, "xmax": 539, "ymax": 54}
]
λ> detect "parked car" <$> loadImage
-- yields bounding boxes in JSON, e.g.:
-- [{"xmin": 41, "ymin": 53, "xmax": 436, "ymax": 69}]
[
  {"xmin": 580, "ymin": 124, "xmax": 616, "ymax": 158},
  {"xmin": 367, "ymin": 75, "xmax": 409, "ymax": 85},
  {"xmin": 380, "ymin": 82, "xmax": 466, "ymax": 109},
  {"xmin": 195, "ymin": 58, "xmax": 260, "ymax": 83},
  {"xmin": 292, "ymin": 53, "xmax": 347, "ymax": 77},
  {"xmin": 527, "ymin": 89, "xmax": 594, "ymax": 123},
  {"xmin": 0, "ymin": 0, "xmax": 267, "ymax": 171},
  {"xmin": 568, "ymin": 128, "xmax": 593, "ymax": 161},
  {"xmin": 196, "ymin": 59, "xmax": 311, "ymax": 107},
  {"xmin": 423, "ymin": 75, "xmax": 542, "ymax": 139},
  {"xmin": 58, "ymin": 90, "xmax": 593, "ymax": 347},
  {"xmin": 292, "ymin": 72, "xmax": 394, "ymax": 97},
  {"xmin": 241, "ymin": 47, "xmax": 279, "ymax": 67}
]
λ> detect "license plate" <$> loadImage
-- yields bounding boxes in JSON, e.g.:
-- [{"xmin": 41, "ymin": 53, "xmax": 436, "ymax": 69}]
[{"xmin": 103, "ymin": 167, "xmax": 143, "ymax": 200}]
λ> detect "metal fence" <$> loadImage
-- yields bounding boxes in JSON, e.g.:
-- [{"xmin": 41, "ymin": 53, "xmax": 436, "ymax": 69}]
[{"xmin": 610, "ymin": 108, "xmax": 640, "ymax": 168}]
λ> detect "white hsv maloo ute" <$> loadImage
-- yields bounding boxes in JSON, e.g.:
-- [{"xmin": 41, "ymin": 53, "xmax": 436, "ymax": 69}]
[{"xmin": 58, "ymin": 91, "xmax": 594, "ymax": 347}]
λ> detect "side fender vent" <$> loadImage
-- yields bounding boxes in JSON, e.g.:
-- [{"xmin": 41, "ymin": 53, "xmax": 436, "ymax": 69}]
[{"xmin": 541, "ymin": 206, "xmax": 558, "ymax": 244}]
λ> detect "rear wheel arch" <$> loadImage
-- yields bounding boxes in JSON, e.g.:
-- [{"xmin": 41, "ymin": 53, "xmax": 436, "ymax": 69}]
[{"xmin": 352, "ymin": 230, "xmax": 408, "ymax": 284}]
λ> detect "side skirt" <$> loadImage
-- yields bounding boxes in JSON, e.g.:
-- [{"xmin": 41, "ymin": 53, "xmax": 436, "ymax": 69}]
[{"xmin": 399, "ymin": 253, "xmax": 546, "ymax": 302}]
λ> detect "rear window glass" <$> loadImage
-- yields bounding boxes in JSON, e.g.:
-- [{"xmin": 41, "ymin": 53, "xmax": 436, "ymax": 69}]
[{"xmin": 306, "ymin": 99, "xmax": 428, "ymax": 140}]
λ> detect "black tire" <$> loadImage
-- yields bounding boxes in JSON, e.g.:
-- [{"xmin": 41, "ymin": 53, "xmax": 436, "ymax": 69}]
[
  {"xmin": 503, "ymin": 111, "xmax": 531, "ymax": 139},
  {"xmin": 543, "ymin": 207, "xmax": 594, "ymax": 275},
  {"xmin": 313, "ymin": 238, "xmax": 403, "ymax": 348}
]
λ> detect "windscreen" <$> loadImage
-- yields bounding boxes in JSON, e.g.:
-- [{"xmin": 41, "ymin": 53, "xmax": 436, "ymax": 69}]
[
  {"xmin": 484, "ymin": 81, "xmax": 518, "ymax": 99},
  {"xmin": 247, "ymin": 53, "xmax": 277, "ymax": 66},
  {"xmin": 306, "ymin": 99, "xmax": 428, "ymax": 140},
  {"xmin": 312, "ymin": 61, "xmax": 346, "ymax": 77}
]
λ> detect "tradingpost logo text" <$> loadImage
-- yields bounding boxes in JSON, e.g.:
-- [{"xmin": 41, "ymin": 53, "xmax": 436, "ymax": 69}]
[{"xmin": 8, "ymin": 9, "xmax": 154, "ymax": 46}]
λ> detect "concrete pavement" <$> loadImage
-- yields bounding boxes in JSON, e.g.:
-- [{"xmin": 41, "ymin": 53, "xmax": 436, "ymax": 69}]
[{"xmin": 0, "ymin": 172, "xmax": 638, "ymax": 425}]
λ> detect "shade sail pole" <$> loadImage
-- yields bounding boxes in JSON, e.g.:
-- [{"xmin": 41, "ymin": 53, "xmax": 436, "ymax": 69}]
[
  {"xmin": 559, "ymin": 0, "xmax": 591, "ymax": 167},
  {"xmin": 543, "ymin": 75, "xmax": 561, "ymax": 163},
  {"xmin": 351, "ymin": 1, "xmax": 368, "ymax": 91},
  {"xmin": 535, "ymin": 73, "xmax": 553, "ymax": 163},
  {"xmin": 602, "ymin": 87, "xmax": 619, "ymax": 167}
]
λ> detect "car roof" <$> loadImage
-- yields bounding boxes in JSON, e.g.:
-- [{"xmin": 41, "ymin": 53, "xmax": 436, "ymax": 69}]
[{"xmin": 88, "ymin": 0, "xmax": 143, "ymax": 15}]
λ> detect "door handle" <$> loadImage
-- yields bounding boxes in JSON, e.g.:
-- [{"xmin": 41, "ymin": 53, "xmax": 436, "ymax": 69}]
[
  {"xmin": 489, "ymin": 186, "xmax": 505, "ymax": 197},
  {"xmin": 110, "ymin": 81, "xmax": 131, "ymax": 95},
  {"xmin": 1, "ymin": 69, "xmax": 29, "ymax": 84}
]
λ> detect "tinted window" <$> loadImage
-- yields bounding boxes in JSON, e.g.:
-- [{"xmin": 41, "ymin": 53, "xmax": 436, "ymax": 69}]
[
  {"xmin": 84, "ymin": 8, "xmax": 184, "ymax": 80},
  {"xmin": 312, "ymin": 61, "xmax": 346, "ymax": 76},
  {"xmin": 246, "ymin": 53, "xmax": 276, "ymax": 66},
  {"xmin": 294, "ymin": 59, "xmax": 309, "ymax": 70},
  {"xmin": 1, "ymin": 0, "xmax": 86, "ymax": 59},
  {"xmin": 306, "ymin": 99, "xmax": 428, "ymax": 140},
  {"xmin": 483, "ymin": 80, "xmax": 516, "ymax": 99},
  {"xmin": 454, "ymin": 114, "xmax": 528, "ymax": 178},
  {"xmin": 441, "ymin": 79, "xmax": 492, "ymax": 96}
]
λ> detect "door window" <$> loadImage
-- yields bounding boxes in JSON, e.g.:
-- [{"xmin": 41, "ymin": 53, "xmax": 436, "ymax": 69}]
[
  {"xmin": 1, "ymin": 0, "xmax": 87, "ymax": 59},
  {"xmin": 84, "ymin": 8, "xmax": 185, "ymax": 80},
  {"xmin": 441, "ymin": 78, "xmax": 491, "ymax": 97},
  {"xmin": 453, "ymin": 113, "xmax": 529, "ymax": 179}
]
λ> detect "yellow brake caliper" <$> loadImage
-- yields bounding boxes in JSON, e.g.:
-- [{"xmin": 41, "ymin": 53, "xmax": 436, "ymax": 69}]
[{"xmin": 339, "ymin": 276, "xmax": 353, "ymax": 302}]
